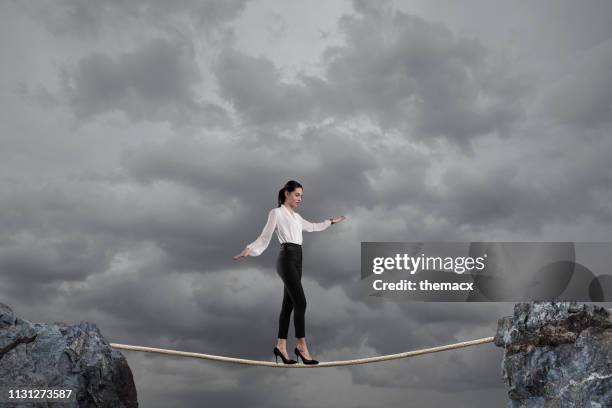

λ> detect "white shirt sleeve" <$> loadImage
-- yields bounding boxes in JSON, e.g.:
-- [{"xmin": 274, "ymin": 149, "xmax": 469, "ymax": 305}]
[
  {"xmin": 297, "ymin": 213, "xmax": 332, "ymax": 232},
  {"xmin": 246, "ymin": 209, "xmax": 278, "ymax": 256}
]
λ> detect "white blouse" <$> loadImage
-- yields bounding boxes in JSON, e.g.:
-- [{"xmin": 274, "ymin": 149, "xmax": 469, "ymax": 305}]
[{"xmin": 246, "ymin": 204, "xmax": 332, "ymax": 256}]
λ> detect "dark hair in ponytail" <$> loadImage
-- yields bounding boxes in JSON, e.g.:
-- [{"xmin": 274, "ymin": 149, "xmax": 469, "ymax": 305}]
[{"xmin": 277, "ymin": 180, "xmax": 303, "ymax": 207}]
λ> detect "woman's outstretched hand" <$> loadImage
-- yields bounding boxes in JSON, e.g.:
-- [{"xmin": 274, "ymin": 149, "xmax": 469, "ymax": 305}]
[
  {"xmin": 233, "ymin": 247, "xmax": 252, "ymax": 260},
  {"xmin": 331, "ymin": 215, "xmax": 347, "ymax": 224}
]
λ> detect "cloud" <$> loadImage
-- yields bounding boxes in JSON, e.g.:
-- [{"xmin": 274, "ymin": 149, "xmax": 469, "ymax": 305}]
[
  {"xmin": 59, "ymin": 36, "xmax": 230, "ymax": 128},
  {"xmin": 215, "ymin": 48, "xmax": 314, "ymax": 129},
  {"xmin": 542, "ymin": 40, "xmax": 612, "ymax": 129},
  {"xmin": 214, "ymin": 0, "xmax": 531, "ymax": 150},
  {"xmin": 17, "ymin": 0, "xmax": 250, "ymax": 39},
  {"xmin": 319, "ymin": 1, "xmax": 530, "ymax": 146}
]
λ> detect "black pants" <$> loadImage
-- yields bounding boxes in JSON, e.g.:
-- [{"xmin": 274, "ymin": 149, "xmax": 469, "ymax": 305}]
[{"xmin": 276, "ymin": 242, "xmax": 306, "ymax": 339}]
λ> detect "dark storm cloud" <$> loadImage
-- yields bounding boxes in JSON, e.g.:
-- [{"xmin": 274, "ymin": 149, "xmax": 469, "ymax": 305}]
[
  {"xmin": 316, "ymin": 0, "xmax": 529, "ymax": 145},
  {"xmin": 17, "ymin": 0, "xmax": 250, "ymax": 39},
  {"xmin": 214, "ymin": 0, "xmax": 530, "ymax": 150},
  {"xmin": 215, "ymin": 49, "xmax": 315, "ymax": 128},
  {"xmin": 14, "ymin": 82, "xmax": 59, "ymax": 108},
  {"xmin": 0, "ymin": 232, "xmax": 115, "ymax": 284},
  {"xmin": 423, "ymin": 125, "xmax": 612, "ymax": 234},
  {"xmin": 59, "ymin": 36, "xmax": 230, "ymax": 128},
  {"xmin": 543, "ymin": 41, "xmax": 612, "ymax": 129},
  {"xmin": 516, "ymin": 0, "xmax": 612, "ymax": 62}
]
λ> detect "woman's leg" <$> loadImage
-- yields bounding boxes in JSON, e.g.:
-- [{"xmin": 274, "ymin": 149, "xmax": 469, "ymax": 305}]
[
  {"xmin": 276, "ymin": 249, "xmax": 306, "ymax": 339},
  {"xmin": 294, "ymin": 250, "xmax": 306, "ymax": 338},
  {"xmin": 275, "ymin": 252, "xmax": 293, "ymax": 360},
  {"xmin": 293, "ymin": 254, "xmax": 315, "ymax": 359},
  {"xmin": 277, "ymin": 286, "xmax": 294, "ymax": 339}
]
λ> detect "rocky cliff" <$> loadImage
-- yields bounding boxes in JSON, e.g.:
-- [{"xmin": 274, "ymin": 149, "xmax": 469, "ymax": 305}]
[
  {"xmin": 0, "ymin": 302, "xmax": 138, "ymax": 407},
  {"xmin": 495, "ymin": 301, "xmax": 612, "ymax": 407}
]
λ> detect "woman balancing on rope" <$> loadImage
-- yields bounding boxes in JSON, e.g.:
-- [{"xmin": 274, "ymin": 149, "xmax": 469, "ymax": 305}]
[{"xmin": 233, "ymin": 180, "xmax": 346, "ymax": 365}]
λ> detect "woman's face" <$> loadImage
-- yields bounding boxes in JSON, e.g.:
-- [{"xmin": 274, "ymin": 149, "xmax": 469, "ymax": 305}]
[{"xmin": 285, "ymin": 188, "xmax": 303, "ymax": 209}]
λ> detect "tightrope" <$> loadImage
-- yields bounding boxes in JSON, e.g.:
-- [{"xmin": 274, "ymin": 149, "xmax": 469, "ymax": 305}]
[{"xmin": 110, "ymin": 336, "xmax": 495, "ymax": 368}]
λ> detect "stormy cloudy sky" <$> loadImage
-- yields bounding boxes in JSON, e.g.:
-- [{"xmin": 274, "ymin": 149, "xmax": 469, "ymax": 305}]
[{"xmin": 2, "ymin": 0, "xmax": 612, "ymax": 406}]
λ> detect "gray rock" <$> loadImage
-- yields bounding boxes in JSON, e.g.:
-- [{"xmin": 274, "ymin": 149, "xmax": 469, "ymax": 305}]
[
  {"xmin": 495, "ymin": 301, "xmax": 612, "ymax": 407},
  {"xmin": 0, "ymin": 302, "xmax": 138, "ymax": 407}
]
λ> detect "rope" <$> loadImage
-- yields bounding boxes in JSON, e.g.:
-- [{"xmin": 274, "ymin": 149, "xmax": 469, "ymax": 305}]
[{"xmin": 110, "ymin": 336, "xmax": 495, "ymax": 368}]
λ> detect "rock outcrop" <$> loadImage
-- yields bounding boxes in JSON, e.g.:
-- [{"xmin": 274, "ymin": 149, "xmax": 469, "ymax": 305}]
[
  {"xmin": 495, "ymin": 301, "xmax": 612, "ymax": 407},
  {"xmin": 0, "ymin": 302, "xmax": 138, "ymax": 407}
]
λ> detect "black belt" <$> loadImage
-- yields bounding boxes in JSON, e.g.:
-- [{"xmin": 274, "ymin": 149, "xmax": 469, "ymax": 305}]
[{"xmin": 281, "ymin": 242, "xmax": 301, "ymax": 248}]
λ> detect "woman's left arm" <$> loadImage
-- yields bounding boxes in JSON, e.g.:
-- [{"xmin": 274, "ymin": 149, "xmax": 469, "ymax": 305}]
[{"xmin": 297, "ymin": 213, "xmax": 332, "ymax": 232}]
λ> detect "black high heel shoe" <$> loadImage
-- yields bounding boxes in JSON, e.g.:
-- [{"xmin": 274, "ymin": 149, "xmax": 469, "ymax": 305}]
[
  {"xmin": 295, "ymin": 347, "xmax": 319, "ymax": 365},
  {"xmin": 273, "ymin": 347, "xmax": 297, "ymax": 364}
]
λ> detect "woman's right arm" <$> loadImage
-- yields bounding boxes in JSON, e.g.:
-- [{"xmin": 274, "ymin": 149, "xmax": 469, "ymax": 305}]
[{"xmin": 235, "ymin": 209, "xmax": 277, "ymax": 259}]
